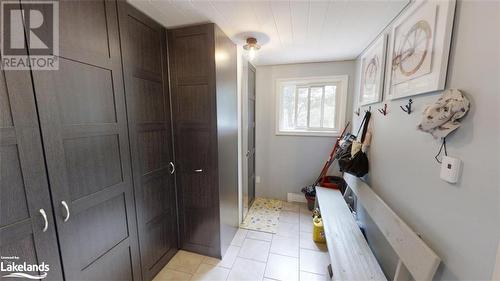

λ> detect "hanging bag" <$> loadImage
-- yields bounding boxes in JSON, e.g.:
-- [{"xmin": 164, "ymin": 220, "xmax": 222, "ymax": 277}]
[{"xmin": 339, "ymin": 111, "xmax": 371, "ymax": 177}]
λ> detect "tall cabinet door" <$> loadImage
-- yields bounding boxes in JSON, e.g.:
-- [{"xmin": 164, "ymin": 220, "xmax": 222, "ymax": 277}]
[
  {"xmin": 27, "ymin": 0, "xmax": 141, "ymax": 280},
  {"xmin": 118, "ymin": 3, "xmax": 178, "ymax": 280},
  {"xmin": 168, "ymin": 25, "xmax": 221, "ymax": 258},
  {"xmin": 0, "ymin": 52, "xmax": 63, "ymax": 280}
]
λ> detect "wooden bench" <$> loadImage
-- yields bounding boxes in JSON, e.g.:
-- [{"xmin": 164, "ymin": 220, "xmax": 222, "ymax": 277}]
[{"xmin": 316, "ymin": 174, "xmax": 441, "ymax": 281}]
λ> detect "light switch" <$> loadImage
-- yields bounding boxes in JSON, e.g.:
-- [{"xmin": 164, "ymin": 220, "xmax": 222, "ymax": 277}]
[
  {"xmin": 440, "ymin": 156, "xmax": 461, "ymax": 183},
  {"xmin": 255, "ymin": 176, "xmax": 261, "ymax": 184}
]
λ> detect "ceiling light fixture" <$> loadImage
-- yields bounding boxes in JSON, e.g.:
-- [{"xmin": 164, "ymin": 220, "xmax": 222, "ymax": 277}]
[{"xmin": 243, "ymin": 37, "xmax": 260, "ymax": 61}]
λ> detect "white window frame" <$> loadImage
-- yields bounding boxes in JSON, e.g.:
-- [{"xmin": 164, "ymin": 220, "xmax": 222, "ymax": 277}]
[{"xmin": 275, "ymin": 75, "xmax": 349, "ymax": 137}]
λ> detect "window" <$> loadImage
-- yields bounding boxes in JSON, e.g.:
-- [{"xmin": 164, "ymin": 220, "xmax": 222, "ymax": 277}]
[{"xmin": 276, "ymin": 75, "xmax": 348, "ymax": 136}]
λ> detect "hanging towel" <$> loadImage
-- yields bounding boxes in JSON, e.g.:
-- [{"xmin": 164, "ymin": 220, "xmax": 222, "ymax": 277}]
[{"xmin": 417, "ymin": 89, "xmax": 470, "ymax": 138}]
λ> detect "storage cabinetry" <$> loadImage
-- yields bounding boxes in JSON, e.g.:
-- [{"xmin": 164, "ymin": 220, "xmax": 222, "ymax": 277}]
[
  {"xmin": 0, "ymin": 2, "xmax": 238, "ymax": 280},
  {"xmin": 168, "ymin": 23, "xmax": 239, "ymax": 258},
  {"xmin": 118, "ymin": 2, "xmax": 178, "ymax": 280},
  {"xmin": 29, "ymin": 0, "xmax": 141, "ymax": 279}
]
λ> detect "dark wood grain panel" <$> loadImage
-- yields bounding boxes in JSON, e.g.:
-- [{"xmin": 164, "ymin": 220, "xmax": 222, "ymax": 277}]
[
  {"xmin": 71, "ymin": 194, "xmax": 128, "ymax": 269},
  {"xmin": 59, "ymin": 0, "xmax": 110, "ymax": 60},
  {"xmin": 0, "ymin": 5, "xmax": 63, "ymax": 278},
  {"xmin": 118, "ymin": 2, "xmax": 178, "ymax": 280},
  {"xmin": 63, "ymin": 134, "xmax": 123, "ymax": 201},
  {"xmin": 0, "ymin": 235, "xmax": 39, "ymax": 277},
  {"xmin": 55, "ymin": 59, "xmax": 117, "ymax": 125},
  {"xmin": 168, "ymin": 23, "xmax": 222, "ymax": 258},
  {"xmin": 0, "ymin": 71, "xmax": 13, "ymax": 127},
  {"xmin": 27, "ymin": 1, "xmax": 141, "ymax": 280},
  {"xmin": 0, "ymin": 145, "xmax": 30, "ymax": 227},
  {"xmin": 138, "ymin": 130, "xmax": 169, "ymax": 174},
  {"xmin": 247, "ymin": 63, "xmax": 256, "ymax": 207}
]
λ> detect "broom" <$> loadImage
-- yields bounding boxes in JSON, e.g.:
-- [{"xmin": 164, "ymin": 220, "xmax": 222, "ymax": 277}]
[{"xmin": 301, "ymin": 122, "xmax": 350, "ymax": 197}]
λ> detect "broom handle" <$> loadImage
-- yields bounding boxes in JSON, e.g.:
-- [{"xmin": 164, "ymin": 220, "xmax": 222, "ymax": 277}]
[{"xmin": 313, "ymin": 122, "xmax": 350, "ymax": 186}]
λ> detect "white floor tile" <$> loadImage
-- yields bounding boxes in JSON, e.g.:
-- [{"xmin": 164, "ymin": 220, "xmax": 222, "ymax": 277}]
[
  {"xmin": 280, "ymin": 211, "xmax": 300, "ymax": 224},
  {"xmin": 299, "ymin": 249, "xmax": 330, "ymax": 275},
  {"xmin": 300, "ymin": 217, "xmax": 313, "ymax": 233},
  {"xmin": 246, "ymin": 230, "xmax": 273, "ymax": 242},
  {"xmin": 299, "ymin": 232, "xmax": 327, "ymax": 252},
  {"xmin": 300, "ymin": 271, "xmax": 328, "ymax": 281},
  {"xmin": 282, "ymin": 202, "xmax": 300, "ymax": 212},
  {"xmin": 276, "ymin": 221, "xmax": 300, "ymax": 238},
  {"xmin": 270, "ymin": 235, "xmax": 299, "ymax": 257},
  {"xmin": 203, "ymin": 245, "xmax": 240, "ymax": 268},
  {"xmin": 238, "ymin": 238, "xmax": 271, "ymax": 262},
  {"xmin": 231, "ymin": 228, "xmax": 248, "ymax": 246},
  {"xmin": 191, "ymin": 263, "xmax": 230, "ymax": 281},
  {"xmin": 264, "ymin": 254, "xmax": 299, "ymax": 281},
  {"xmin": 153, "ymin": 268, "xmax": 192, "ymax": 281},
  {"xmin": 227, "ymin": 257, "xmax": 266, "ymax": 281},
  {"xmin": 165, "ymin": 250, "xmax": 204, "ymax": 273}
]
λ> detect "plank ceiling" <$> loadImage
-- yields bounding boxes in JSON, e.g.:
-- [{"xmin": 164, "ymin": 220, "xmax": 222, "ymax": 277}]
[{"xmin": 128, "ymin": 0, "xmax": 410, "ymax": 65}]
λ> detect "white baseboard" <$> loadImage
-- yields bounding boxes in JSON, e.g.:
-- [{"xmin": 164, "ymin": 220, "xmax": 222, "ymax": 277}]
[{"xmin": 287, "ymin": 192, "xmax": 307, "ymax": 203}]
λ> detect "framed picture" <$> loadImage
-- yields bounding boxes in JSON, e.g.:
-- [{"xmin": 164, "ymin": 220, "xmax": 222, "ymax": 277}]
[
  {"xmin": 385, "ymin": 0, "xmax": 456, "ymax": 100},
  {"xmin": 359, "ymin": 34, "xmax": 387, "ymax": 106}
]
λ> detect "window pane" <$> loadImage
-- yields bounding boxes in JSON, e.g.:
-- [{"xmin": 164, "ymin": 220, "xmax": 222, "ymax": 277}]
[
  {"xmin": 281, "ymin": 85, "xmax": 295, "ymax": 130},
  {"xmin": 309, "ymin": 87, "xmax": 323, "ymax": 128},
  {"xmin": 323, "ymin": 85, "xmax": 336, "ymax": 128},
  {"xmin": 296, "ymin": 88, "xmax": 308, "ymax": 127}
]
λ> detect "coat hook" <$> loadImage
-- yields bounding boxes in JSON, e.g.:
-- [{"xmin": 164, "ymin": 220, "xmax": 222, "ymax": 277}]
[
  {"xmin": 378, "ymin": 103, "xmax": 388, "ymax": 116},
  {"xmin": 400, "ymin": 99, "xmax": 413, "ymax": 114},
  {"xmin": 354, "ymin": 107, "xmax": 360, "ymax": 116},
  {"xmin": 365, "ymin": 106, "xmax": 371, "ymax": 113}
]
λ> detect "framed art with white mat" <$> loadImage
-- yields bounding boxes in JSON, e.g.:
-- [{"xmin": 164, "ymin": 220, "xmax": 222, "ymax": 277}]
[
  {"xmin": 359, "ymin": 34, "xmax": 387, "ymax": 106},
  {"xmin": 385, "ymin": 0, "xmax": 456, "ymax": 100}
]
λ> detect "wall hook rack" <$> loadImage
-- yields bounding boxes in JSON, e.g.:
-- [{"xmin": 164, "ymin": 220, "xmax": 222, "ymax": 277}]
[
  {"xmin": 400, "ymin": 99, "xmax": 413, "ymax": 114},
  {"xmin": 378, "ymin": 104, "xmax": 388, "ymax": 116},
  {"xmin": 354, "ymin": 108, "xmax": 360, "ymax": 116}
]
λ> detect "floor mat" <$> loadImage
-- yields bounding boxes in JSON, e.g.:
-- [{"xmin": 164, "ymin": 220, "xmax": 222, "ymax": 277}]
[{"xmin": 240, "ymin": 197, "xmax": 283, "ymax": 233}]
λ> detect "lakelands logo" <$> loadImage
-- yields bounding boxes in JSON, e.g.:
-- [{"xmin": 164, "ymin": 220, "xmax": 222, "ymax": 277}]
[
  {"xmin": 1, "ymin": 256, "xmax": 49, "ymax": 279},
  {"xmin": 1, "ymin": 0, "xmax": 59, "ymax": 70}
]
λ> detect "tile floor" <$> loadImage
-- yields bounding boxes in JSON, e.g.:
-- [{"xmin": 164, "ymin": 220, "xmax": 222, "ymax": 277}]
[{"xmin": 153, "ymin": 202, "xmax": 330, "ymax": 281}]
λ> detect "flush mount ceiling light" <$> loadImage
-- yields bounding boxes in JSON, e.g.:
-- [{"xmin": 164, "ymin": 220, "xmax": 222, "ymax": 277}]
[{"xmin": 243, "ymin": 37, "xmax": 260, "ymax": 61}]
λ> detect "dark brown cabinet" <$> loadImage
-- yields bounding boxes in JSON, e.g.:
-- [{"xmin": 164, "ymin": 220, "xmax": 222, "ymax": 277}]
[
  {"xmin": 26, "ymin": 0, "xmax": 141, "ymax": 280},
  {"xmin": 118, "ymin": 2, "xmax": 178, "ymax": 280},
  {"xmin": 0, "ymin": 15, "xmax": 63, "ymax": 279},
  {"xmin": 1, "ymin": 2, "xmax": 239, "ymax": 280},
  {"xmin": 168, "ymin": 24, "xmax": 239, "ymax": 258}
]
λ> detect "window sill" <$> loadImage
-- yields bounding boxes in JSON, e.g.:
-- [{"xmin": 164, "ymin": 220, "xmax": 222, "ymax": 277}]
[{"xmin": 275, "ymin": 130, "xmax": 340, "ymax": 137}]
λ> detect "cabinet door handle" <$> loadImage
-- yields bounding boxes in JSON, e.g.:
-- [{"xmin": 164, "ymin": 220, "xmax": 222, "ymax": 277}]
[
  {"xmin": 39, "ymin": 209, "xmax": 48, "ymax": 232},
  {"xmin": 169, "ymin": 162, "xmax": 175, "ymax": 175},
  {"xmin": 61, "ymin": 201, "xmax": 70, "ymax": 222},
  {"xmin": 194, "ymin": 169, "xmax": 203, "ymax": 173}
]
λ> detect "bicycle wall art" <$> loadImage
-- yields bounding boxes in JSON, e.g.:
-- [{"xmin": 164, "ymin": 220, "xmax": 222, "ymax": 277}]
[
  {"xmin": 384, "ymin": 0, "xmax": 456, "ymax": 100},
  {"xmin": 359, "ymin": 34, "xmax": 387, "ymax": 106}
]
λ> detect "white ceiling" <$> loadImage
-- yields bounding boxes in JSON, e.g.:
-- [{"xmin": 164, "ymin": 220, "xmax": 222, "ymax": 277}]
[{"xmin": 128, "ymin": 0, "xmax": 409, "ymax": 66}]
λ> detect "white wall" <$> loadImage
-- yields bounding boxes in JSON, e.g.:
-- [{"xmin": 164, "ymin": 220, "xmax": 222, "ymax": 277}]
[
  {"xmin": 255, "ymin": 61, "xmax": 356, "ymax": 200},
  {"xmin": 352, "ymin": 1, "xmax": 500, "ymax": 280}
]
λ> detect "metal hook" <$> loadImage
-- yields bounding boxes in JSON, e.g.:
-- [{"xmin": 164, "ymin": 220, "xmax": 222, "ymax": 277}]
[
  {"xmin": 378, "ymin": 104, "xmax": 388, "ymax": 116},
  {"xmin": 354, "ymin": 108, "xmax": 360, "ymax": 116},
  {"xmin": 400, "ymin": 99, "xmax": 413, "ymax": 114}
]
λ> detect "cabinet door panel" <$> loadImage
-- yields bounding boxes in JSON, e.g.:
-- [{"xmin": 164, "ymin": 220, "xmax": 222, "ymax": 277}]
[
  {"xmin": 118, "ymin": 3, "xmax": 178, "ymax": 280},
  {"xmin": 168, "ymin": 24, "xmax": 221, "ymax": 258},
  {"xmin": 0, "ymin": 20, "xmax": 63, "ymax": 280},
  {"xmin": 27, "ymin": 1, "xmax": 141, "ymax": 280}
]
